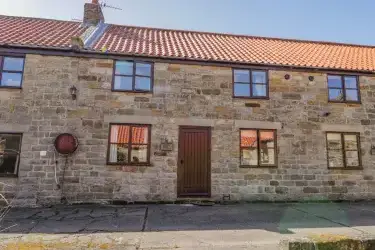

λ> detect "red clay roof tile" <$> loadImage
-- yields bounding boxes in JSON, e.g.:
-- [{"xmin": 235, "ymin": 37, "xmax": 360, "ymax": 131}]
[
  {"xmin": 0, "ymin": 15, "xmax": 87, "ymax": 48},
  {"xmin": 1, "ymin": 15, "xmax": 375, "ymax": 72},
  {"xmin": 92, "ymin": 25, "xmax": 375, "ymax": 72}
]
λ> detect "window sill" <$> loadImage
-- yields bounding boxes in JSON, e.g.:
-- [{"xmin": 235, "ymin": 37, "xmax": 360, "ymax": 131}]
[
  {"xmin": 328, "ymin": 167, "xmax": 363, "ymax": 170},
  {"xmin": 0, "ymin": 174, "xmax": 18, "ymax": 178},
  {"xmin": 111, "ymin": 89, "xmax": 152, "ymax": 94},
  {"xmin": 0, "ymin": 86, "xmax": 22, "ymax": 90},
  {"xmin": 239, "ymin": 165, "xmax": 277, "ymax": 169},
  {"xmin": 233, "ymin": 96, "xmax": 269, "ymax": 100},
  {"xmin": 328, "ymin": 100, "xmax": 361, "ymax": 104},
  {"xmin": 106, "ymin": 163, "xmax": 152, "ymax": 167}
]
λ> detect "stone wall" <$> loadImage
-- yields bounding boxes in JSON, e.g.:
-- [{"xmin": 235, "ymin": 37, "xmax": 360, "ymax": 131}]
[{"xmin": 0, "ymin": 53, "xmax": 375, "ymax": 205}]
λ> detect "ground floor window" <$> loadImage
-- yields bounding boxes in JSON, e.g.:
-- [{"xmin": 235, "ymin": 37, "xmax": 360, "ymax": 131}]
[
  {"xmin": 107, "ymin": 124, "xmax": 151, "ymax": 165},
  {"xmin": 240, "ymin": 129, "xmax": 276, "ymax": 167},
  {"xmin": 0, "ymin": 133, "xmax": 22, "ymax": 176},
  {"xmin": 326, "ymin": 132, "xmax": 361, "ymax": 168}
]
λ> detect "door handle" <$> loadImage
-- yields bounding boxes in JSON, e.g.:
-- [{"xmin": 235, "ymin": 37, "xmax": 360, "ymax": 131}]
[{"xmin": 180, "ymin": 159, "xmax": 184, "ymax": 164}]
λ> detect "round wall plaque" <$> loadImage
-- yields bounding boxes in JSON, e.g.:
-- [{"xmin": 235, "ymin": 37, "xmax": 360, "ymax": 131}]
[{"xmin": 54, "ymin": 133, "xmax": 78, "ymax": 155}]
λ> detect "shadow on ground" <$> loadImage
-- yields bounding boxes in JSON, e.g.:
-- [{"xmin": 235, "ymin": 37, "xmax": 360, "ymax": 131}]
[{"xmin": 1, "ymin": 202, "xmax": 375, "ymax": 235}]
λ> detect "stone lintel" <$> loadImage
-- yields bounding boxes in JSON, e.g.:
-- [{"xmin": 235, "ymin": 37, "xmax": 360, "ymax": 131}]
[
  {"xmin": 0, "ymin": 124, "xmax": 29, "ymax": 133},
  {"xmin": 321, "ymin": 124, "xmax": 363, "ymax": 133},
  {"xmin": 235, "ymin": 120, "xmax": 282, "ymax": 130},
  {"xmin": 174, "ymin": 118, "xmax": 215, "ymax": 127},
  {"xmin": 104, "ymin": 115, "xmax": 158, "ymax": 125}
]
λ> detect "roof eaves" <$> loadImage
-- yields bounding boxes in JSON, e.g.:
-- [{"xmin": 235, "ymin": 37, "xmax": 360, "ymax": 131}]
[{"xmin": 2, "ymin": 44, "xmax": 375, "ymax": 74}]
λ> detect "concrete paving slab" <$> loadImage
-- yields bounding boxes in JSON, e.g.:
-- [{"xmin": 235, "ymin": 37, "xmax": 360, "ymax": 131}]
[
  {"xmin": 0, "ymin": 233, "xmax": 142, "ymax": 250},
  {"xmin": 295, "ymin": 203, "xmax": 375, "ymax": 229},
  {"xmin": 277, "ymin": 206, "xmax": 346, "ymax": 233},
  {"xmin": 30, "ymin": 219, "xmax": 93, "ymax": 233},
  {"xmin": 0, "ymin": 219, "xmax": 38, "ymax": 233},
  {"xmin": 139, "ymin": 229, "xmax": 285, "ymax": 249},
  {"xmin": 65, "ymin": 207, "xmax": 93, "ymax": 219},
  {"xmin": 146, "ymin": 204, "xmax": 286, "ymax": 231},
  {"xmin": 90, "ymin": 207, "xmax": 118, "ymax": 218},
  {"xmin": 31, "ymin": 208, "xmax": 58, "ymax": 219},
  {"xmin": 117, "ymin": 206, "xmax": 147, "ymax": 216},
  {"xmin": 3, "ymin": 208, "xmax": 40, "ymax": 219},
  {"xmin": 295, "ymin": 203, "xmax": 351, "ymax": 222},
  {"xmin": 84, "ymin": 215, "xmax": 144, "ymax": 232}
]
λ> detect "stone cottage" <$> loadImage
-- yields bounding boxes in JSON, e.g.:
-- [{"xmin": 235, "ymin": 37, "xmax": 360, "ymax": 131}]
[{"xmin": 0, "ymin": 1, "xmax": 375, "ymax": 206}]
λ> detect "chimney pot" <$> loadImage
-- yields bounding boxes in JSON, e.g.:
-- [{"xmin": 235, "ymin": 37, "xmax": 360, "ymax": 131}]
[{"xmin": 92, "ymin": 0, "xmax": 99, "ymax": 4}]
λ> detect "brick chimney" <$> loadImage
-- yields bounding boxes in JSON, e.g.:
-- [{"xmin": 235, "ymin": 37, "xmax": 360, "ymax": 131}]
[{"xmin": 83, "ymin": 0, "xmax": 104, "ymax": 26}]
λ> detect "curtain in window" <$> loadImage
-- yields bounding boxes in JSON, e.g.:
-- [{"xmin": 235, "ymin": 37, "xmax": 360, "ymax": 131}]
[{"xmin": 110, "ymin": 126, "xmax": 119, "ymax": 162}]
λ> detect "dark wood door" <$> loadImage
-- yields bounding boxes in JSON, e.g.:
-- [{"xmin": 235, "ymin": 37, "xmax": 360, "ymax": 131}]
[{"xmin": 178, "ymin": 126, "xmax": 211, "ymax": 197}]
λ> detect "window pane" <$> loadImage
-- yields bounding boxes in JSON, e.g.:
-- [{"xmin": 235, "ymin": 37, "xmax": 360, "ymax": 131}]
[
  {"xmin": 0, "ymin": 134, "xmax": 22, "ymax": 152},
  {"xmin": 0, "ymin": 154, "xmax": 19, "ymax": 174},
  {"xmin": 108, "ymin": 144, "xmax": 119, "ymax": 163},
  {"xmin": 114, "ymin": 76, "xmax": 132, "ymax": 90},
  {"xmin": 111, "ymin": 144, "xmax": 128, "ymax": 163},
  {"xmin": 345, "ymin": 151, "xmax": 359, "ymax": 167},
  {"xmin": 135, "ymin": 77, "xmax": 151, "ymax": 91},
  {"xmin": 1, "ymin": 72, "xmax": 22, "ymax": 87},
  {"xmin": 110, "ymin": 125, "xmax": 129, "ymax": 143},
  {"xmin": 260, "ymin": 148, "xmax": 275, "ymax": 165},
  {"xmin": 3, "ymin": 57, "xmax": 24, "ymax": 71},
  {"xmin": 344, "ymin": 134, "xmax": 358, "ymax": 150},
  {"xmin": 260, "ymin": 131, "xmax": 275, "ymax": 148},
  {"xmin": 241, "ymin": 148, "xmax": 257, "ymax": 166},
  {"xmin": 234, "ymin": 83, "xmax": 250, "ymax": 97},
  {"xmin": 136, "ymin": 63, "xmax": 151, "ymax": 76},
  {"xmin": 131, "ymin": 126, "xmax": 148, "ymax": 144},
  {"xmin": 241, "ymin": 130, "xmax": 257, "ymax": 147},
  {"xmin": 328, "ymin": 89, "xmax": 344, "ymax": 101},
  {"xmin": 234, "ymin": 70, "xmax": 250, "ymax": 83},
  {"xmin": 252, "ymin": 84, "xmax": 267, "ymax": 97},
  {"xmin": 252, "ymin": 71, "xmax": 266, "ymax": 84},
  {"xmin": 328, "ymin": 150, "xmax": 344, "ymax": 168},
  {"xmin": 328, "ymin": 75, "xmax": 342, "ymax": 88},
  {"xmin": 259, "ymin": 131, "xmax": 275, "ymax": 165},
  {"xmin": 115, "ymin": 61, "xmax": 133, "ymax": 75},
  {"xmin": 344, "ymin": 76, "xmax": 357, "ymax": 89},
  {"xmin": 327, "ymin": 133, "xmax": 342, "ymax": 150},
  {"xmin": 345, "ymin": 89, "xmax": 359, "ymax": 101},
  {"xmin": 131, "ymin": 145, "xmax": 148, "ymax": 163}
]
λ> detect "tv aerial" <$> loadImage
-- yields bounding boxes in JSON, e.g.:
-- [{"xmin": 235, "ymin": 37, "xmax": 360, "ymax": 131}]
[{"xmin": 99, "ymin": 1, "xmax": 122, "ymax": 10}]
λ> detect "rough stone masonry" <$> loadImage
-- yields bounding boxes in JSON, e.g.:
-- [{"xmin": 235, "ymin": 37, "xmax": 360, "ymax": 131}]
[{"xmin": 1, "ymin": 54, "xmax": 375, "ymax": 206}]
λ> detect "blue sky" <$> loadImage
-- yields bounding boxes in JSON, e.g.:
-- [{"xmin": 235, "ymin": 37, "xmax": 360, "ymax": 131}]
[{"xmin": 1, "ymin": 0, "xmax": 374, "ymax": 45}]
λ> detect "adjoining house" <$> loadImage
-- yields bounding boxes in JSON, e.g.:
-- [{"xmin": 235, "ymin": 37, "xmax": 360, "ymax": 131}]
[{"xmin": 0, "ymin": 1, "xmax": 374, "ymax": 206}]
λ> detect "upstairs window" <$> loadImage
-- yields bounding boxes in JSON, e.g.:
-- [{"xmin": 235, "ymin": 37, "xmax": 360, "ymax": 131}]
[
  {"xmin": 233, "ymin": 69, "xmax": 268, "ymax": 98},
  {"xmin": 113, "ymin": 61, "xmax": 153, "ymax": 92},
  {"xmin": 0, "ymin": 56, "xmax": 25, "ymax": 88},
  {"xmin": 0, "ymin": 133, "xmax": 22, "ymax": 177},
  {"xmin": 107, "ymin": 124, "xmax": 151, "ymax": 165},
  {"xmin": 240, "ymin": 129, "xmax": 276, "ymax": 167},
  {"xmin": 326, "ymin": 132, "xmax": 361, "ymax": 169},
  {"xmin": 328, "ymin": 75, "xmax": 360, "ymax": 103}
]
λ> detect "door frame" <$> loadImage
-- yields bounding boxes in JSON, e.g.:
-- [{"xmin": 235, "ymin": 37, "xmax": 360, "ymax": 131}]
[{"xmin": 177, "ymin": 126, "xmax": 212, "ymax": 198}]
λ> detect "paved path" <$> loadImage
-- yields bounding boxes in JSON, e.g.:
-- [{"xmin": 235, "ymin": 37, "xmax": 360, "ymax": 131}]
[{"xmin": 1, "ymin": 202, "xmax": 375, "ymax": 249}]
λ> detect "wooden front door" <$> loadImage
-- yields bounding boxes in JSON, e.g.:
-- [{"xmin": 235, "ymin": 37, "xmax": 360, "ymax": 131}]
[{"xmin": 178, "ymin": 126, "xmax": 211, "ymax": 197}]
